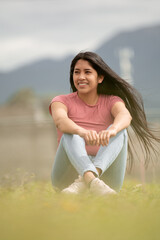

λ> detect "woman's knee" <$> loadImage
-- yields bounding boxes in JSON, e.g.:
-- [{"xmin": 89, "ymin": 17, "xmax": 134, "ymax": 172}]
[
  {"xmin": 62, "ymin": 133, "xmax": 85, "ymax": 147},
  {"xmin": 62, "ymin": 133, "xmax": 83, "ymax": 140}
]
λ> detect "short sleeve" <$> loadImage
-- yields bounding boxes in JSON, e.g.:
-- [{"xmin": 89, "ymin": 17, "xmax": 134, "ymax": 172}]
[
  {"xmin": 109, "ymin": 95, "xmax": 125, "ymax": 112},
  {"xmin": 49, "ymin": 95, "xmax": 68, "ymax": 115}
]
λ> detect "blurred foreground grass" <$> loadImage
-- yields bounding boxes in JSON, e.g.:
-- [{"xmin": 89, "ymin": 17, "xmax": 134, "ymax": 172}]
[{"xmin": 0, "ymin": 180, "xmax": 160, "ymax": 240}]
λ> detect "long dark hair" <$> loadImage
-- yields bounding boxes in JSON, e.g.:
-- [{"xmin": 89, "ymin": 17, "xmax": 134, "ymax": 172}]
[{"xmin": 70, "ymin": 51, "xmax": 160, "ymax": 169}]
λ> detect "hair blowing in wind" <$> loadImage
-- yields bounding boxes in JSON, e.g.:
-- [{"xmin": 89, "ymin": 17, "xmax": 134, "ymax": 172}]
[{"xmin": 70, "ymin": 51, "xmax": 160, "ymax": 169}]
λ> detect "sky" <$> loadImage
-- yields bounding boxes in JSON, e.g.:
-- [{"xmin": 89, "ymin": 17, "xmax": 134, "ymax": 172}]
[{"xmin": 0, "ymin": 0, "xmax": 160, "ymax": 71}]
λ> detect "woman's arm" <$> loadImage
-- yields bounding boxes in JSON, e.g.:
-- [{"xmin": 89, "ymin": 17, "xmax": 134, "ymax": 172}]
[
  {"xmin": 51, "ymin": 102, "xmax": 82, "ymax": 134},
  {"xmin": 51, "ymin": 102, "xmax": 99, "ymax": 145},
  {"xmin": 99, "ymin": 102, "xmax": 132, "ymax": 146},
  {"xmin": 111, "ymin": 101, "xmax": 132, "ymax": 132}
]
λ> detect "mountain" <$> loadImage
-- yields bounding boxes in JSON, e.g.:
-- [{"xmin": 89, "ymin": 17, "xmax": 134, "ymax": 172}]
[
  {"xmin": 95, "ymin": 24, "xmax": 160, "ymax": 108},
  {"xmin": 0, "ymin": 55, "xmax": 73, "ymax": 103},
  {"xmin": 0, "ymin": 24, "xmax": 160, "ymax": 109}
]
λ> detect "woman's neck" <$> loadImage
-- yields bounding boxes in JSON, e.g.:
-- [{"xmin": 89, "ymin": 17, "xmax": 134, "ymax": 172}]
[{"xmin": 77, "ymin": 92, "xmax": 99, "ymax": 106}]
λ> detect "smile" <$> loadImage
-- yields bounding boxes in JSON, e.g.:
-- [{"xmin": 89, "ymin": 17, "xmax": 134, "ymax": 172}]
[{"xmin": 78, "ymin": 82, "xmax": 88, "ymax": 85}]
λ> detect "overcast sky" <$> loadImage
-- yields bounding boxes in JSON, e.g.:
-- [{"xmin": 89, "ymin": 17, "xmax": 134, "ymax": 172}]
[{"xmin": 0, "ymin": 0, "xmax": 160, "ymax": 71}]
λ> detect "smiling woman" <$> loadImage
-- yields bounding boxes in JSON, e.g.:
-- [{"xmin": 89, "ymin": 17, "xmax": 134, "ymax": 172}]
[
  {"xmin": 49, "ymin": 51, "xmax": 160, "ymax": 196},
  {"xmin": 73, "ymin": 60, "xmax": 104, "ymax": 105}
]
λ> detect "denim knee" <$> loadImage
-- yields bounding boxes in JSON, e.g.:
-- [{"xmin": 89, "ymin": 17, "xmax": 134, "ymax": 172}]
[{"xmin": 62, "ymin": 133, "xmax": 86, "ymax": 149}]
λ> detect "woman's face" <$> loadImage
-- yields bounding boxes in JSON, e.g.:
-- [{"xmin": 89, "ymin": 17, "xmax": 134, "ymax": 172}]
[{"xmin": 73, "ymin": 59, "xmax": 103, "ymax": 95}]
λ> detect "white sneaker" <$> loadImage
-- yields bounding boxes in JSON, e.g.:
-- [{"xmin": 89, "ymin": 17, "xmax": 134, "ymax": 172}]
[
  {"xmin": 90, "ymin": 178, "xmax": 116, "ymax": 196},
  {"xmin": 61, "ymin": 176, "xmax": 87, "ymax": 194}
]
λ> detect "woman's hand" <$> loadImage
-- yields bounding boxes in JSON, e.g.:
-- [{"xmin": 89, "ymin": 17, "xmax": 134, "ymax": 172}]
[
  {"xmin": 98, "ymin": 126, "xmax": 118, "ymax": 146},
  {"xmin": 78, "ymin": 129, "xmax": 99, "ymax": 146},
  {"xmin": 78, "ymin": 126, "xmax": 118, "ymax": 146}
]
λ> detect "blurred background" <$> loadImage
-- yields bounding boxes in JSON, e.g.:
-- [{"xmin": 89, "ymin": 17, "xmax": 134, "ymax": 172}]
[{"xmin": 0, "ymin": 0, "xmax": 160, "ymax": 186}]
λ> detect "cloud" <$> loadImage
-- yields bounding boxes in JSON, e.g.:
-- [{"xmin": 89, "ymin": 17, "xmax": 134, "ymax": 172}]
[{"xmin": 0, "ymin": 0, "xmax": 160, "ymax": 70}]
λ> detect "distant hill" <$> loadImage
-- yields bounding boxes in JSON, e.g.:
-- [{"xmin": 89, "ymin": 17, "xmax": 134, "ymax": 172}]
[
  {"xmin": 0, "ymin": 56, "xmax": 73, "ymax": 103},
  {"xmin": 0, "ymin": 24, "xmax": 160, "ymax": 109},
  {"xmin": 95, "ymin": 24, "xmax": 160, "ymax": 109}
]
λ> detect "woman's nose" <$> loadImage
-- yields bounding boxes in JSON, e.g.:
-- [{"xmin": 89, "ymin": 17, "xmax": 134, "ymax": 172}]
[{"xmin": 79, "ymin": 73, "xmax": 85, "ymax": 79}]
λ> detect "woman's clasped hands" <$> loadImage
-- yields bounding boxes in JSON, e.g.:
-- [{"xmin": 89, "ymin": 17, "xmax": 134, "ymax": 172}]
[{"xmin": 80, "ymin": 126, "xmax": 118, "ymax": 146}]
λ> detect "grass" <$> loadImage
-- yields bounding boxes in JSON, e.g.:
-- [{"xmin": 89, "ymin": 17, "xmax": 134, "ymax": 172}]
[{"xmin": 0, "ymin": 180, "xmax": 160, "ymax": 240}]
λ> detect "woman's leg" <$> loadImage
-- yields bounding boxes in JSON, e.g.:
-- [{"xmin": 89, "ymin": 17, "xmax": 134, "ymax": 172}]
[
  {"xmin": 92, "ymin": 129, "xmax": 128, "ymax": 192},
  {"xmin": 51, "ymin": 140, "xmax": 78, "ymax": 190},
  {"xmin": 51, "ymin": 133, "xmax": 98, "ymax": 190}
]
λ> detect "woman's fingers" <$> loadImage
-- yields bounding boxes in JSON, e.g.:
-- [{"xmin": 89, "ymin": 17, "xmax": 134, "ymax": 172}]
[
  {"xmin": 99, "ymin": 131, "xmax": 109, "ymax": 146},
  {"xmin": 93, "ymin": 131, "xmax": 100, "ymax": 145},
  {"xmin": 99, "ymin": 129, "xmax": 117, "ymax": 146},
  {"xmin": 84, "ymin": 128, "xmax": 117, "ymax": 146},
  {"xmin": 89, "ymin": 131, "xmax": 99, "ymax": 145},
  {"xmin": 84, "ymin": 130, "xmax": 99, "ymax": 145}
]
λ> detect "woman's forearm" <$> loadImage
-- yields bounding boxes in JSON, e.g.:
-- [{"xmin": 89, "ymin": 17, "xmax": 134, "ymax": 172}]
[
  {"xmin": 112, "ymin": 112, "xmax": 132, "ymax": 132},
  {"xmin": 98, "ymin": 112, "xmax": 132, "ymax": 146},
  {"xmin": 55, "ymin": 116, "xmax": 85, "ymax": 136},
  {"xmin": 51, "ymin": 102, "xmax": 86, "ymax": 136}
]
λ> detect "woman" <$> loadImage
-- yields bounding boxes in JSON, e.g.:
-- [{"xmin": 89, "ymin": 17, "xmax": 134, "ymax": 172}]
[{"xmin": 49, "ymin": 51, "xmax": 159, "ymax": 195}]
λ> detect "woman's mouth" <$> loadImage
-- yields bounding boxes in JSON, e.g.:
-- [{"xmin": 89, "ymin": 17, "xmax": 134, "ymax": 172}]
[{"xmin": 78, "ymin": 82, "xmax": 88, "ymax": 86}]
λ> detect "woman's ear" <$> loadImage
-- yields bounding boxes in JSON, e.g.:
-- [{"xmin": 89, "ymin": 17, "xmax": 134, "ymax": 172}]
[{"xmin": 98, "ymin": 75, "xmax": 104, "ymax": 84}]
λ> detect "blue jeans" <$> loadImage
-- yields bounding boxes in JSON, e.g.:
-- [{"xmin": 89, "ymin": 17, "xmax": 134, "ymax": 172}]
[{"xmin": 51, "ymin": 129, "xmax": 128, "ymax": 192}]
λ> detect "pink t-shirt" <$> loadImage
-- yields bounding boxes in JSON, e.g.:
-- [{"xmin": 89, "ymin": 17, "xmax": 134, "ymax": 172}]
[{"xmin": 49, "ymin": 92, "xmax": 124, "ymax": 156}]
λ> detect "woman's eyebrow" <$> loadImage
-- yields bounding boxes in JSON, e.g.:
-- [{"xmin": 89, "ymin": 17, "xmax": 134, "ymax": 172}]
[{"xmin": 74, "ymin": 68, "xmax": 92, "ymax": 70}]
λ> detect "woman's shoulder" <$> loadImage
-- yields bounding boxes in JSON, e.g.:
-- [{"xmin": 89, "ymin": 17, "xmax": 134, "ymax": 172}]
[
  {"xmin": 50, "ymin": 92, "xmax": 77, "ymax": 107},
  {"xmin": 100, "ymin": 94, "xmax": 123, "ymax": 102},
  {"xmin": 49, "ymin": 92, "xmax": 77, "ymax": 115},
  {"xmin": 99, "ymin": 94, "xmax": 124, "ymax": 109},
  {"xmin": 52, "ymin": 92, "xmax": 77, "ymax": 101}
]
